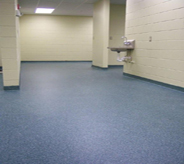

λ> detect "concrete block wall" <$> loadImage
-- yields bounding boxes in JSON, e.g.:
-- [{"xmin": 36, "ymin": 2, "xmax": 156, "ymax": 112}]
[
  {"xmin": 0, "ymin": 0, "xmax": 20, "ymax": 87},
  {"xmin": 20, "ymin": 15, "xmax": 93, "ymax": 61},
  {"xmin": 0, "ymin": 51, "xmax": 2, "ymax": 68},
  {"xmin": 124, "ymin": 0, "xmax": 184, "ymax": 88},
  {"xmin": 108, "ymin": 4, "xmax": 126, "ymax": 66}
]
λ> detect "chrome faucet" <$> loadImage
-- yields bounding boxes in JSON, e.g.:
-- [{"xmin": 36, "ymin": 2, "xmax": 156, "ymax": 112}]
[{"xmin": 121, "ymin": 36, "xmax": 131, "ymax": 46}]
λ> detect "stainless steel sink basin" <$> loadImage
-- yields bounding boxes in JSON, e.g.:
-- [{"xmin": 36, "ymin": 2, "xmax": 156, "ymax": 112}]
[
  {"xmin": 108, "ymin": 47, "xmax": 128, "ymax": 53},
  {"xmin": 108, "ymin": 47, "xmax": 134, "ymax": 53},
  {"xmin": 108, "ymin": 40, "xmax": 135, "ymax": 53}
]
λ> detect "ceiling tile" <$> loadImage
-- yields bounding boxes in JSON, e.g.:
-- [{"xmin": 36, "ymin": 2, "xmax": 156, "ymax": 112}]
[
  {"xmin": 38, "ymin": 1, "xmax": 60, "ymax": 8},
  {"xmin": 19, "ymin": 0, "xmax": 38, "ymax": 8},
  {"xmin": 55, "ymin": 2, "xmax": 80, "ymax": 10}
]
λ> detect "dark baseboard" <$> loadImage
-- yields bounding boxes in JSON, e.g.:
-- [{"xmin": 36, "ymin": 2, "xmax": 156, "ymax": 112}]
[
  {"xmin": 123, "ymin": 73, "xmax": 184, "ymax": 93},
  {"xmin": 108, "ymin": 65, "xmax": 124, "ymax": 68},
  {"xmin": 4, "ymin": 86, "xmax": 20, "ymax": 90},
  {"xmin": 91, "ymin": 65, "xmax": 108, "ymax": 70},
  {"xmin": 21, "ymin": 61, "xmax": 92, "ymax": 63}
]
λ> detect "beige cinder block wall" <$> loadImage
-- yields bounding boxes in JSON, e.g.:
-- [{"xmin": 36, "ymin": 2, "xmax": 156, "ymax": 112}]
[
  {"xmin": 0, "ymin": 0, "xmax": 21, "ymax": 88},
  {"xmin": 0, "ymin": 35, "xmax": 1, "ymax": 71},
  {"xmin": 124, "ymin": 0, "xmax": 184, "ymax": 88},
  {"xmin": 93, "ymin": 0, "xmax": 110, "ymax": 68},
  {"xmin": 20, "ymin": 15, "xmax": 93, "ymax": 61},
  {"xmin": 0, "ymin": 50, "xmax": 2, "ymax": 67},
  {"xmin": 108, "ymin": 4, "xmax": 126, "ymax": 66}
]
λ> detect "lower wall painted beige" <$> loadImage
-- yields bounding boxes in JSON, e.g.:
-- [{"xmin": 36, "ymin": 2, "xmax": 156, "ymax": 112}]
[
  {"xmin": 108, "ymin": 4, "xmax": 126, "ymax": 66},
  {"xmin": 20, "ymin": 15, "xmax": 93, "ymax": 61},
  {"xmin": 0, "ymin": 52, "xmax": 2, "ymax": 67},
  {"xmin": 124, "ymin": 0, "xmax": 184, "ymax": 88}
]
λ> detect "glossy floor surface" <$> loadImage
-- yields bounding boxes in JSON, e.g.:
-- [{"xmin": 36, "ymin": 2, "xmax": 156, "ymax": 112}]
[{"xmin": 0, "ymin": 62, "xmax": 184, "ymax": 164}]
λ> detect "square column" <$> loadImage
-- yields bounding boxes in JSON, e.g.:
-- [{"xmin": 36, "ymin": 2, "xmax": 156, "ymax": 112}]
[
  {"xmin": 0, "ymin": 0, "xmax": 21, "ymax": 90},
  {"xmin": 93, "ymin": 0, "xmax": 110, "ymax": 68}
]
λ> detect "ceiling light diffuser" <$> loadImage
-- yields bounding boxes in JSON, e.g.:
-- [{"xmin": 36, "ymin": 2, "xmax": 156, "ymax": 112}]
[{"xmin": 35, "ymin": 8, "xmax": 55, "ymax": 14}]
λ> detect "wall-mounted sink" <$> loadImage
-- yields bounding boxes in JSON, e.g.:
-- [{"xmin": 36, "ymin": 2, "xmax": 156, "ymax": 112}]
[
  {"xmin": 108, "ymin": 40, "xmax": 135, "ymax": 53},
  {"xmin": 108, "ymin": 39, "xmax": 135, "ymax": 63}
]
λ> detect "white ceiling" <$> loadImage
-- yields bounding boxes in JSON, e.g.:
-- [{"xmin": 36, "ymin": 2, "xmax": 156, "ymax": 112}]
[{"xmin": 18, "ymin": 0, "xmax": 126, "ymax": 16}]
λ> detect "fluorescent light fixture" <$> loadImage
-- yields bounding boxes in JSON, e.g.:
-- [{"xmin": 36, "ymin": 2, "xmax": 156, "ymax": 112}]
[{"xmin": 35, "ymin": 8, "xmax": 55, "ymax": 14}]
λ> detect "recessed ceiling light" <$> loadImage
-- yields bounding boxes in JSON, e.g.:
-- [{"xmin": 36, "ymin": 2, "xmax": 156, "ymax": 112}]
[{"xmin": 35, "ymin": 8, "xmax": 55, "ymax": 14}]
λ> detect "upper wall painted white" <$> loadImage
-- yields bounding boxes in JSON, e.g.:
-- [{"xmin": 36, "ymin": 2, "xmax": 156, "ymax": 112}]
[
  {"xmin": 108, "ymin": 4, "xmax": 126, "ymax": 66},
  {"xmin": 124, "ymin": 0, "xmax": 184, "ymax": 88},
  {"xmin": 93, "ymin": 0, "xmax": 110, "ymax": 68},
  {"xmin": 20, "ymin": 15, "xmax": 93, "ymax": 61}
]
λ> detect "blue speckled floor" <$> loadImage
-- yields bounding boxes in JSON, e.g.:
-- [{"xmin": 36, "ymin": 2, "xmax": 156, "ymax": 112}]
[{"xmin": 0, "ymin": 62, "xmax": 184, "ymax": 164}]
